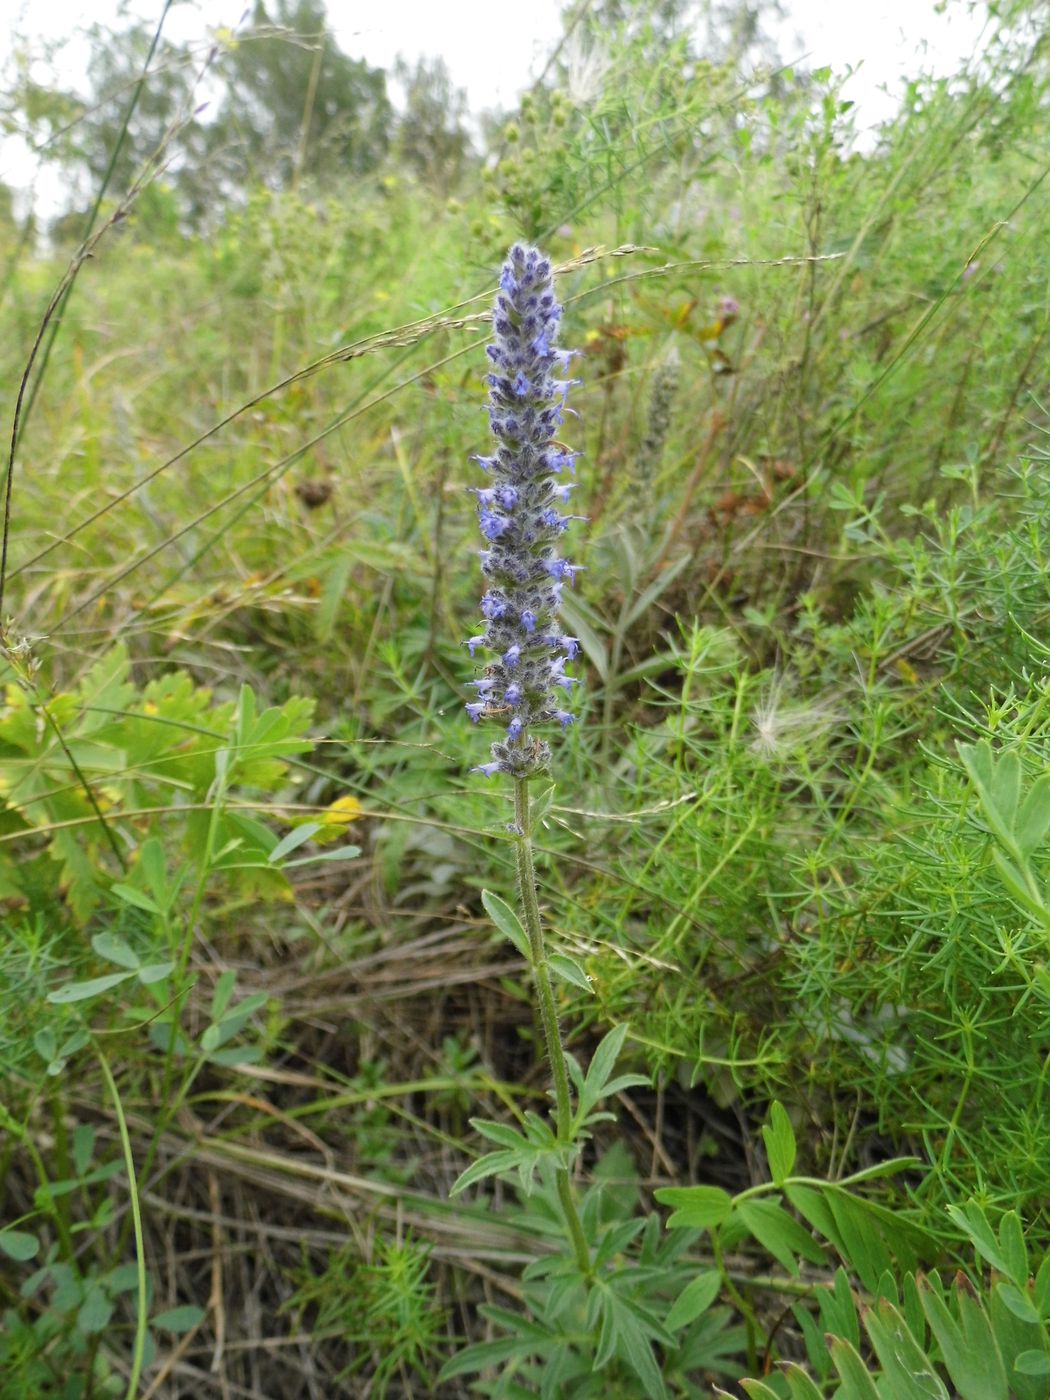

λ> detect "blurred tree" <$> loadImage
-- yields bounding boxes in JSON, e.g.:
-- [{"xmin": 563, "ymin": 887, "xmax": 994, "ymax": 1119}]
[
  {"xmin": 206, "ymin": 0, "xmax": 392, "ymax": 195},
  {"xmin": 393, "ymin": 56, "xmax": 472, "ymax": 188},
  {"xmin": 5, "ymin": 0, "xmax": 392, "ymax": 230},
  {"xmin": 12, "ymin": 19, "xmax": 204, "ymax": 213}
]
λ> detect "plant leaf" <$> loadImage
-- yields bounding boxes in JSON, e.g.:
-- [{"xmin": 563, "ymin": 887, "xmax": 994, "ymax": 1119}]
[
  {"xmin": 481, "ymin": 890, "xmax": 530, "ymax": 960},
  {"xmin": 47, "ymin": 971, "xmax": 136, "ymax": 1004},
  {"xmin": 665, "ymin": 1270, "xmax": 721, "ymax": 1332},
  {"xmin": 762, "ymin": 1101, "xmax": 797, "ymax": 1184}
]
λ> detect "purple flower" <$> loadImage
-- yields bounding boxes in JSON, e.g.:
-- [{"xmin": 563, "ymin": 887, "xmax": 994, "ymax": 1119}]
[{"xmin": 464, "ymin": 243, "xmax": 583, "ymax": 777}]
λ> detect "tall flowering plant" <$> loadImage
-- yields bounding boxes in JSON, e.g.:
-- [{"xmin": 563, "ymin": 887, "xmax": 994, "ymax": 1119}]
[
  {"xmin": 442, "ymin": 249, "xmax": 708, "ymax": 1393},
  {"xmin": 458, "ymin": 243, "xmax": 593, "ymax": 1273},
  {"xmin": 465, "ymin": 241, "xmax": 582, "ymax": 778}
]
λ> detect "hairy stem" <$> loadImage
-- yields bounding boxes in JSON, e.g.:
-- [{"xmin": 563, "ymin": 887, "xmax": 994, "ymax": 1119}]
[{"xmin": 513, "ymin": 776, "xmax": 591, "ymax": 1276}]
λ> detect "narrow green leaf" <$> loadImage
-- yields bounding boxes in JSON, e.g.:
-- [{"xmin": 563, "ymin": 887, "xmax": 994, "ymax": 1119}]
[
  {"xmin": 594, "ymin": 1288, "xmax": 618, "ymax": 1370},
  {"xmin": 762, "ymin": 1101, "xmax": 797, "ymax": 1184},
  {"xmin": 947, "ymin": 1202, "xmax": 1011, "ymax": 1277},
  {"xmin": 449, "ymin": 1149, "xmax": 521, "ymax": 1196},
  {"xmin": 865, "ymin": 1297, "xmax": 949, "ymax": 1399},
  {"xmin": 72, "ymin": 1124, "xmax": 94, "ymax": 1177},
  {"xmin": 267, "ymin": 823, "xmax": 320, "ymax": 863},
  {"xmin": 471, "ymin": 1118, "xmax": 527, "ymax": 1150},
  {"xmin": 137, "ymin": 961, "xmax": 174, "ymax": 985},
  {"xmin": 838, "ymin": 1157, "xmax": 924, "ymax": 1186},
  {"xmin": 1033, "ymin": 1255, "xmax": 1050, "ymax": 1319},
  {"xmin": 558, "ymin": 593, "xmax": 610, "ymax": 682},
  {"xmin": 740, "ymin": 1382, "xmax": 781, "ymax": 1400},
  {"xmin": 598, "ymin": 1072, "xmax": 651, "ymax": 1098},
  {"xmin": 919, "ymin": 1274, "xmax": 1008, "ymax": 1400},
  {"xmin": 826, "ymin": 1191, "xmax": 892, "ymax": 1293},
  {"xmin": 997, "ymin": 1212, "xmax": 1028, "ymax": 1287},
  {"xmin": 788, "ymin": 1183, "xmax": 843, "ymax": 1254},
  {"xmin": 438, "ymin": 1334, "xmax": 557, "ymax": 1381},
  {"xmin": 211, "ymin": 970, "xmax": 236, "ymax": 1022},
  {"xmin": 989, "ymin": 750, "xmax": 1022, "ymax": 827},
  {"xmin": 991, "ymin": 850, "xmax": 1050, "ymax": 925},
  {"xmin": 481, "ymin": 890, "xmax": 531, "ymax": 960},
  {"xmin": 781, "ymin": 1364, "xmax": 826, "ymax": 1400},
  {"xmin": 608, "ymin": 1295, "xmax": 668, "ymax": 1399},
  {"xmin": 997, "ymin": 1283, "xmax": 1041, "ymax": 1326},
  {"xmin": 283, "ymin": 842, "xmax": 360, "ymax": 867},
  {"xmin": 830, "ymin": 1334, "xmax": 882, "ymax": 1399},
  {"xmin": 581, "ymin": 1023, "xmax": 630, "ymax": 1109},
  {"xmin": 548, "ymin": 952, "xmax": 592, "ymax": 991},
  {"xmin": 206, "ymin": 1045, "xmax": 263, "ymax": 1067},
  {"xmin": 737, "ymin": 1198, "xmax": 825, "ymax": 1277},
  {"xmin": 47, "ymin": 971, "xmax": 135, "ymax": 1004},
  {"xmin": 1015, "ymin": 774, "xmax": 1050, "ymax": 854},
  {"xmin": 110, "ymin": 883, "xmax": 162, "ymax": 915},
  {"xmin": 665, "ymin": 1270, "xmax": 721, "ymax": 1332}
]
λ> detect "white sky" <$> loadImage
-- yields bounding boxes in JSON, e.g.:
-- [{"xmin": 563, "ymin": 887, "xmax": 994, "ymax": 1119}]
[{"xmin": 1, "ymin": 0, "xmax": 991, "ymax": 212}]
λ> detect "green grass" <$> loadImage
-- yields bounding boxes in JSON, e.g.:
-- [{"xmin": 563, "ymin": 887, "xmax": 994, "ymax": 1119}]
[{"xmin": 2, "ymin": 10, "xmax": 1050, "ymax": 1395}]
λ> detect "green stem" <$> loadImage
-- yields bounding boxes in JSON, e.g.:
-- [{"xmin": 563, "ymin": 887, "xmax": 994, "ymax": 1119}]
[
  {"xmin": 513, "ymin": 777, "xmax": 591, "ymax": 1276},
  {"xmin": 96, "ymin": 1044, "xmax": 149, "ymax": 1400}
]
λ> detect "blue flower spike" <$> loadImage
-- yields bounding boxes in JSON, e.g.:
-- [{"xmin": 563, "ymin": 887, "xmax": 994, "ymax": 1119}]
[{"xmin": 467, "ymin": 244, "xmax": 583, "ymax": 779}]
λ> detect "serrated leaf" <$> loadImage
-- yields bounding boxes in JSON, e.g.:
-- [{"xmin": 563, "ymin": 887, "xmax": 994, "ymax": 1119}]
[
  {"xmin": 482, "ymin": 890, "xmax": 531, "ymax": 960},
  {"xmin": 548, "ymin": 952, "xmax": 592, "ymax": 991},
  {"xmin": 655, "ymin": 1184, "xmax": 733, "ymax": 1230},
  {"xmin": 47, "ymin": 970, "xmax": 135, "ymax": 1004},
  {"xmin": 762, "ymin": 1101, "xmax": 797, "ymax": 1184},
  {"xmin": 151, "ymin": 1304, "xmax": 205, "ymax": 1333},
  {"xmin": 665, "ymin": 1270, "xmax": 721, "ymax": 1332}
]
